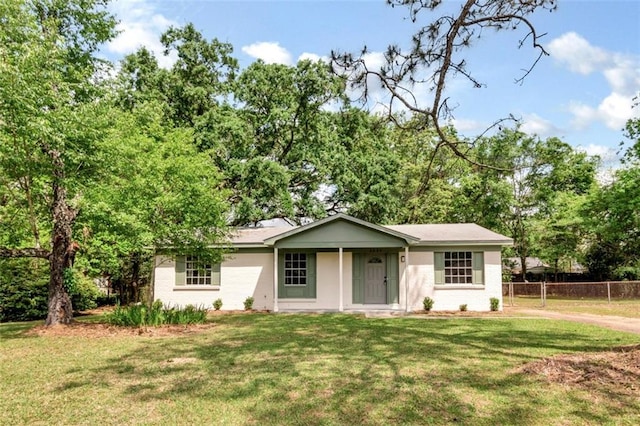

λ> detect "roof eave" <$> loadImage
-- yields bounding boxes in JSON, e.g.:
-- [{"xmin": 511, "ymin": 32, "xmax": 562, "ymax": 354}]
[{"xmin": 412, "ymin": 239, "xmax": 514, "ymax": 247}]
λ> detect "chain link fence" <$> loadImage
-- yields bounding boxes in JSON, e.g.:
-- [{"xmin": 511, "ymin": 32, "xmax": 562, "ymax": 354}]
[{"xmin": 502, "ymin": 281, "xmax": 640, "ymax": 307}]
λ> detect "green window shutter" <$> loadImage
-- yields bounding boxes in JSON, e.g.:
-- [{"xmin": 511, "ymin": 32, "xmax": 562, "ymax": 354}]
[
  {"xmin": 277, "ymin": 251, "xmax": 285, "ymax": 297},
  {"xmin": 175, "ymin": 255, "xmax": 186, "ymax": 286},
  {"xmin": 212, "ymin": 262, "xmax": 221, "ymax": 286},
  {"xmin": 352, "ymin": 253, "xmax": 364, "ymax": 304},
  {"xmin": 386, "ymin": 253, "xmax": 399, "ymax": 304},
  {"xmin": 473, "ymin": 252, "xmax": 484, "ymax": 284},
  {"xmin": 434, "ymin": 252, "xmax": 444, "ymax": 285},
  {"xmin": 306, "ymin": 252, "xmax": 316, "ymax": 298}
]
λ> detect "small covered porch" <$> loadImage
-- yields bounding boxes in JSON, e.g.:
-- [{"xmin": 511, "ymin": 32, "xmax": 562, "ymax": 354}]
[{"xmin": 263, "ymin": 214, "xmax": 418, "ymax": 313}]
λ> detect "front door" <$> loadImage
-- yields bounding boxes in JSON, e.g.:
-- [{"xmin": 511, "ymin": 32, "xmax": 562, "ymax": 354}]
[{"xmin": 364, "ymin": 254, "xmax": 387, "ymax": 304}]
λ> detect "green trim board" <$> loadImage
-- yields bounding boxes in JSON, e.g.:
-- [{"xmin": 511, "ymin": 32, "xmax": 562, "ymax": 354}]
[
  {"xmin": 264, "ymin": 213, "xmax": 418, "ymax": 247},
  {"xmin": 273, "ymin": 219, "xmax": 410, "ymax": 249}
]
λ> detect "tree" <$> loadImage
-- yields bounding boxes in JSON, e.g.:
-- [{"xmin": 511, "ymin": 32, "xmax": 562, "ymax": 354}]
[
  {"xmin": 0, "ymin": 0, "xmax": 116, "ymax": 325},
  {"xmin": 76, "ymin": 104, "xmax": 229, "ymax": 302},
  {"xmin": 583, "ymin": 117, "xmax": 640, "ymax": 279},
  {"xmin": 458, "ymin": 130, "xmax": 597, "ymax": 276},
  {"xmin": 228, "ymin": 60, "xmax": 347, "ymax": 224},
  {"xmin": 332, "ymin": 0, "xmax": 557, "ymax": 173}
]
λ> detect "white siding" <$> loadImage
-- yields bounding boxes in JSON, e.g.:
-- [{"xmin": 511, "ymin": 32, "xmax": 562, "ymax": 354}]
[
  {"xmin": 153, "ymin": 253, "xmax": 273, "ymax": 310},
  {"xmin": 154, "ymin": 248, "xmax": 504, "ymax": 312},
  {"xmin": 404, "ymin": 249, "xmax": 503, "ymax": 312},
  {"xmin": 278, "ymin": 252, "xmax": 352, "ymax": 311}
]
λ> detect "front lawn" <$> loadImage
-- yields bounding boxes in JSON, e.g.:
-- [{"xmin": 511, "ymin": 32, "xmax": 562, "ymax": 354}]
[
  {"xmin": 508, "ymin": 296, "xmax": 640, "ymax": 318},
  {"xmin": 1, "ymin": 314, "xmax": 638, "ymax": 425}
]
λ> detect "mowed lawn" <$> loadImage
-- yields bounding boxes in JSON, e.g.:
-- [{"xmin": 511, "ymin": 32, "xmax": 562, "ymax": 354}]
[
  {"xmin": 1, "ymin": 314, "xmax": 638, "ymax": 425},
  {"xmin": 508, "ymin": 296, "xmax": 640, "ymax": 318}
]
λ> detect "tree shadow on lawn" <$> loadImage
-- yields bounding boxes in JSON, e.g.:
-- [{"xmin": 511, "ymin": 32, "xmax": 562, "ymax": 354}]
[
  {"xmin": 0, "ymin": 320, "xmax": 41, "ymax": 340},
  {"xmin": 80, "ymin": 315, "xmax": 639, "ymax": 424}
]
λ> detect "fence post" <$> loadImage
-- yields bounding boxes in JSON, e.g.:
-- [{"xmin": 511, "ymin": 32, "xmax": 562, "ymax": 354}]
[
  {"xmin": 540, "ymin": 281, "xmax": 544, "ymax": 307},
  {"xmin": 509, "ymin": 281, "xmax": 514, "ymax": 306},
  {"xmin": 607, "ymin": 282, "xmax": 611, "ymax": 304}
]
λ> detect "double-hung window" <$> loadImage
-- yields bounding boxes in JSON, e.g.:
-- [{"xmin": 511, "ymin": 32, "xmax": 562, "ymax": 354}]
[
  {"xmin": 435, "ymin": 251, "xmax": 484, "ymax": 285},
  {"xmin": 175, "ymin": 255, "xmax": 221, "ymax": 287},
  {"xmin": 284, "ymin": 252, "xmax": 307, "ymax": 286},
  {"xmin": 186, "ymin": 256, "xmax": 213, "ymax": 285}
]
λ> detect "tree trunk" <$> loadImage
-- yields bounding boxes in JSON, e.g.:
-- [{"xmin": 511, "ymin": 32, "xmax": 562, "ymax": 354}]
[
  {"xmin": 45, "ymin": 150, "xmax": 77, "ymax": 326},
  {"xmin": 520, "ymin": 255, "xmax": 527, "ymax": 280}
]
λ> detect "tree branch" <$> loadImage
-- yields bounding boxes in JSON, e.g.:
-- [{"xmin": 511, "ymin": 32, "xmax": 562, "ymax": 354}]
[{"xmin": 0, "ymin": 247, "xmax": 50, "ymax": 259}]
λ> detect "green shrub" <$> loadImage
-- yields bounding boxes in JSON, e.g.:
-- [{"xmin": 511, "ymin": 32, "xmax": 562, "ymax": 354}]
[
  {"xmin": 106, "ymin": 301, "xmax": 207, "ymax": 327},
  {"xmin": 459, "ymin": 304, "xmax": 468, "ymax": 312},
  {"xmin": 70, "ymin": 275, "xmax": 101, "ymax": 312},
  {"xmin": 243, "ymin": 296, "xmax": 254, "ymax": 311},
  {"xmin": 212, "ymin": 298, "xmax": 223, "ymax": 311},
  {"xmin": 423, "ymin": 297, "xmax": 434, "ymax": 312},
  {"xmin": 0, "ymin": 259, "xmax": 49, "ymax": 322},
  {"xmin": 96, "ymin": 294, "xmax": 118, "ymax": 306},
  {"xmin": 490, "ymin": 297, "xmax": 500, "ymax": 311}
]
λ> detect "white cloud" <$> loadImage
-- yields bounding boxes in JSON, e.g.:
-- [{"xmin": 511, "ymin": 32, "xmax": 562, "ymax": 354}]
[
  {"xmin": 298, "ymin": 52, "xmax": 329, "ymax": 63},
  {"xmin": 579, "ymin": 143, "xmax": 616, "ymax": 160},
  {"xmin": 547, "ymin": 32, "xmax": 609, "ymax": 75},
  {"xmin": 520, "ymin": 113, "xmax": 562, "ymax": 138},
  {"xmin": 547, "ymin": 32, "xmax": 640, "ymax": 131},
  {"xmin": 450, "ymin": 118, "xmax": 486, "ymax": 133},
  {"xmin": 241, "ymin": 42, "xmax": 292, "ymax": 65},
  {"xmin": 107, "ymin": 0, "xmax": 177, "ymax": 68}
]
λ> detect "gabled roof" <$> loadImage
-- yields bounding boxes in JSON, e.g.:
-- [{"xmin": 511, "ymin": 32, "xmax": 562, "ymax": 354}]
[
  {"xmin": 386, "ymin": 223, "xmax": 513, "ymax": 246},
  {"xmin": 263, "ymin": 213, "xmax": 419, "ymax": 246},
  {"xmin": 229, "ymin": 214, "xmax": 512, "ymax": 248}
]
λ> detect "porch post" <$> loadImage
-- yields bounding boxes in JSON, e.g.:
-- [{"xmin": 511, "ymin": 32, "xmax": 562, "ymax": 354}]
[
  {"xmin": 405, "ymin": 246, "xmax": 410, "ymax": 312},
  {"xmin": 339, "ymin": 247, "xmax": 344, "ymax": 312},
  {"xmin": 273, "ymin": 247, "xmax": 278, "ymax": 312}
]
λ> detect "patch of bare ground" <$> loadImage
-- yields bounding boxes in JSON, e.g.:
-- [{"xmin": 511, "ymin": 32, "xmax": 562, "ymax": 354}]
[
  {"xmin": 26, "ymin": 322, "xmax": 217, "ymax": 338},
  {"xmin": 520, "ymin": 345, "xmax": 640, "ymax": 396}
]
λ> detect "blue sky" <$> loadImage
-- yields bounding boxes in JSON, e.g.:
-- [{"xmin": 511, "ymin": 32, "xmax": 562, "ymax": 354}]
[{"xmin": 105, "ymin": 0, "xmax": 640, "ymax": 164}]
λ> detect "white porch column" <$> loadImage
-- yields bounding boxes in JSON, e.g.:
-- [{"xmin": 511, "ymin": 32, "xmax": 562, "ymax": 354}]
[
  {"xmin": 339, "ymin": 247, "xmax": 344, "ymax": 312},
  {"xmin": 273, "ymin": 247, "xmax": 279, "ymax": 312},
  {"xmin": 405, "ymin": 246, "xmax": 410, "ymax": 312}
]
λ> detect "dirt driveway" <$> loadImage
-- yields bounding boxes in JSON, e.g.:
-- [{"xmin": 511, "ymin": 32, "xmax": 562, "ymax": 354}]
[{"xmin": 512, "ymin": 308, "xmax": 640, "ymax": 335}]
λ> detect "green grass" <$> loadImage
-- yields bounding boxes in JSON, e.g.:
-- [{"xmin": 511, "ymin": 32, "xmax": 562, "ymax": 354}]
[
  {"xmin": 1, "ymin": 314, "xmax": 639, "ymax": 425},
  {"xmin": 508, "ymin": 296, "xmax": 640, "ymax": 318}
]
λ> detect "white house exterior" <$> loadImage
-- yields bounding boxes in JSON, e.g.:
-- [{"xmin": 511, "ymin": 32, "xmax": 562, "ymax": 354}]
[{"xmin": 153, "ymin": 214, "xmax": 512, "ymax": 312}]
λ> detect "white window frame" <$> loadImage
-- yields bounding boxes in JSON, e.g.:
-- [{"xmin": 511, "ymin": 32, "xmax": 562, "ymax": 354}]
[
  {"xmin": 284, "ymin": 252, "xmax": 307, "ymax": 286},
  {"xmin": 186, "ymin": 256, "xmax": 213, "ymax": 286},
  {"xmin": 444, "ymin": 251, "xmax": 474, "ymax": 284}
]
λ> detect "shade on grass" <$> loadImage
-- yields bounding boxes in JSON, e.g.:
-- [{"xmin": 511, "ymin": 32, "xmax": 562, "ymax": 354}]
[{"xmin": 1, "ymin": 314, "xmax": 638, "ymax": 425}]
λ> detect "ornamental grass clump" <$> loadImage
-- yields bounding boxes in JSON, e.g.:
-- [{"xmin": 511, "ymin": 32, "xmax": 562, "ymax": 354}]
[{"xmin": 107, "ymin": 301, "xmax": 207, "ymax": 326}]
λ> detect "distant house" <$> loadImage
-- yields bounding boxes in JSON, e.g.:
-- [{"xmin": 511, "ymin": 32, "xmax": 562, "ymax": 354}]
[
  {"xmin": 505, "ymin": 257, "xmax": 588, "ymax": 282},
  {"xmin": 153, "ymin": 214, "xmax": 513, "ymax": 312}
]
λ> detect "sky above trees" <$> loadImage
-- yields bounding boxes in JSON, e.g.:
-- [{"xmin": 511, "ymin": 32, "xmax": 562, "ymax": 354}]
[{"xmin": 103, "ymin": 0, "xmax": 640, "ymax": 166}]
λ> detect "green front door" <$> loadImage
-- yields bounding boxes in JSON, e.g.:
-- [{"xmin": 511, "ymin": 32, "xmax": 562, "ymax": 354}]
[{"xmin": 364, "ymin": 253, "xmax": 387, "ymax": 304}]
